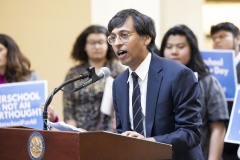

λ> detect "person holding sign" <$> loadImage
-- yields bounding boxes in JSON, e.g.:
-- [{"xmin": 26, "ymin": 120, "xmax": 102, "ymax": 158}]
[
  {"xmin": 211, "ymin": 22, "xmax": 240, "ymax": 160},
  {"xmin": 0, "ymin": 34, "xmax": 58, "ymax": 124},
  {"xmin": 0, "ymin": 34, "xmax": 39, "ymax": 84},
  {"xmin": 159, "ymin": 24, "xmax": 229, "ymax": 160},
  {"xmin": 210, "ymin": 22, "xmax": 240, "ymax": 83}
]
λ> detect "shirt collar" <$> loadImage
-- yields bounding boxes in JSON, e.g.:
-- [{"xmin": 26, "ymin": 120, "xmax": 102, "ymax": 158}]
[{"xmin": 127, "ymin": 53, "xmax": 151, "ymax": 82}]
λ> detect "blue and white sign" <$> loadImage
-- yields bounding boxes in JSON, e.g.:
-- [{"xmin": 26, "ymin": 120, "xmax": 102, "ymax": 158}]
[
  {"xmin": 201, "ymin": 50, "xmax": 237, "ymax": 100},
  {"xmin": 225, "ymin": 86, "xmax": 240, "ymax": 144},
  {"xmin": 0, "ymin": 81, "xmax": 47, "ymax": 129}
]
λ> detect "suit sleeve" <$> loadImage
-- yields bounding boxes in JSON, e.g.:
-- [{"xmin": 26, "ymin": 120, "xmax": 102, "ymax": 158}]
[
  {"xmin": 154, "ymin": 68, "xmax": 202, "ymax": 153},
  {"xmin": 112, "ymin": 80, "xmax": 123, "ymax": 133}
]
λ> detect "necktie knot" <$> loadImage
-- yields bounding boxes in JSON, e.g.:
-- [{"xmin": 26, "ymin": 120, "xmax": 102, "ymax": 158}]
[{"xmin": 131, "ymin": 72, "xmax": 138, "ymax": 83}]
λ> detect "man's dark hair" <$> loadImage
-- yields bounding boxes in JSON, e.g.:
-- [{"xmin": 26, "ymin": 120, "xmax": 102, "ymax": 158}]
[
  {"xmin": 210, "ymin": 22, "xmax": 240, "ymax": 37},
  {"xmin": 108, "ymin": 9, "xmax": 156, "ymax": 52}
]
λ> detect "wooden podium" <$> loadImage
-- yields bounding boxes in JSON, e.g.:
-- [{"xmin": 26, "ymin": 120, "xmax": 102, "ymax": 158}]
[{"xmin": 0, "ymin": 127, "xmax": 172, "ymax": 160}]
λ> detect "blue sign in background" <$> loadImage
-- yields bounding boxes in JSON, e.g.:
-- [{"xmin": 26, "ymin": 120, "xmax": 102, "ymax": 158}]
[
  {"xmin": 225, "ymin": 88, "xmax": 240, "ymax": 144},
  {"xmin": 0, "ymin": 81, "xmax": 47, "ymax": 129},
  {"xmin": 201, "ymin": 50, "xmax": 237, "ymax": 100}
]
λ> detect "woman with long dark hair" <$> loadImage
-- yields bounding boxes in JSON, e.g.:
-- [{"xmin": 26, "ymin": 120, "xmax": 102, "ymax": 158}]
[
  {"xmin": 159, "ymin": 24, "xmax": 229, "ymax": 160},
  {"xmin": 63, "ymin": 25, "xmax": 124, "ymax": 131},
  {"xmin": 0, "ymin": 34, "xmax": 39, "ymax": 83}
]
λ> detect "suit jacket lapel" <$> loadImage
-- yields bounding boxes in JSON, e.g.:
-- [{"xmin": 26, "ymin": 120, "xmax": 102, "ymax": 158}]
[{"xmin": 145, "ymin": 54, "xmax": 163, "ymax": 137}]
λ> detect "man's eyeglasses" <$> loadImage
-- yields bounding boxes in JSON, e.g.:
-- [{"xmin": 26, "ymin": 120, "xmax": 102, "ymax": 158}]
[{"xmin": 107, "ymin": 32, "xmax": 136, "ymax": 45}]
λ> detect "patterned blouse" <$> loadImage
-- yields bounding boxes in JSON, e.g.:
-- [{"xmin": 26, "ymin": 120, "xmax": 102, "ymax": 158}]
[{"xmin": 63, "ymin": 60, "xmax": 124, "ymax": 131}]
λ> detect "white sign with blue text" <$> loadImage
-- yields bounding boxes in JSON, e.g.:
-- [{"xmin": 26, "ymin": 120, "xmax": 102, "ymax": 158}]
[
  {"xmin": 0, "ymin": 81, "xmax": 47, "ymax": 129},
  {"xmin": 201, "ymin": 50, "xmax": 237, "ymax": 100},
  {"xmin": 225, "ymin": 86, "xmax": 240, "ymax": 144}
]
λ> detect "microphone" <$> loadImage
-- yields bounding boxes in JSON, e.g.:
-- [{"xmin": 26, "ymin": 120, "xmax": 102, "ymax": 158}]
[
  {"xmin": 43, "ymin": 67, "xmax": 95, "ymax": 130},
  {"xmin": 72, "ymin": 67, "xmax": 110, "ymax": 92}
]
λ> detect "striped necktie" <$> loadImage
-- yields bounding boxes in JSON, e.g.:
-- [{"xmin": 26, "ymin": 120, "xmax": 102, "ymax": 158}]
[{"xmin": 131, "ymin": 72, "xmax": 144, "ymax": 135}]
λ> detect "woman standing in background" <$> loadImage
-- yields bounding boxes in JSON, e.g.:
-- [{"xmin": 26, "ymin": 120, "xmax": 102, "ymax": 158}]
[
  {"xmin": 63, "ymin": 25, "xmax": 124, "ymax": 131},
  {"xmin": 0, "ymin": 33, "xmax": 58, "ymax": 122},
  {"xmin": 0, "ymin": 34, "xmax": 39, "ymax": 84}
]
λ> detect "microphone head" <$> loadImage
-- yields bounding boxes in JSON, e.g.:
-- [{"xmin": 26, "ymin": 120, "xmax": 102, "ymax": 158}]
[{"xmin": 99, "ymin": 67, "xmax": 111, "ymax": 78}]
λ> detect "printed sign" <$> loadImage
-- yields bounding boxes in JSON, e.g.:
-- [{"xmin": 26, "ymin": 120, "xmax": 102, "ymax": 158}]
[
  {"xmin": 225, "ymin": 86, "xmax": 240, "ymax": 144},
  {"xmin": 201, "ymin": 50, "xmax": 237, "ymax": 100},
  {"xmin": 0, "ymin": 81, "xmax": 47, "ymax": 129}
]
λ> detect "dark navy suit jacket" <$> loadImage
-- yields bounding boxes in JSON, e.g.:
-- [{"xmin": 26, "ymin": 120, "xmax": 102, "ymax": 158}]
[{"xmin": 112, "ymin": 53, "xmax": 204, "ymax": 160}]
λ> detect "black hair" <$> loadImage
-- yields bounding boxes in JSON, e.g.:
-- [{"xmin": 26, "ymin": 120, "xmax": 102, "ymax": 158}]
[
  {"xmin": 159, "ymin": 24, "xmax": 209, "ymax": 78},
  {"xmin": 210, "ymin": 22, "xmax": 240, "ymax": 37}
]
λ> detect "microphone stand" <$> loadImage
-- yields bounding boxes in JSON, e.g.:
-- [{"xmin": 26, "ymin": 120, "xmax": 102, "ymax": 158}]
[{"xmin": 43, "ymin": 67, "xmax": 95, "ymax": 130}]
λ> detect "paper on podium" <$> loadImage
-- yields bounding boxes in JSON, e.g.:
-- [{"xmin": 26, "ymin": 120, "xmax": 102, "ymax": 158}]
[
  {"xmin": 48, "ymin": 121, "xmax": 86, "ymax": 132},
  {"xmin": 100, "ymin": 76, "xmax": 114, "ymax": 116}
]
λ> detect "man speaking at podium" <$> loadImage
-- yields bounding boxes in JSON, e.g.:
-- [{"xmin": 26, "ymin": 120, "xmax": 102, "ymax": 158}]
[{"xmin": 107, "ymin": 9, "xmax": 204, "ymax": 159}]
